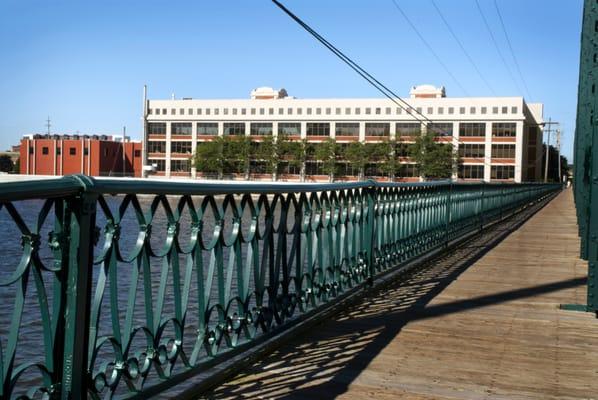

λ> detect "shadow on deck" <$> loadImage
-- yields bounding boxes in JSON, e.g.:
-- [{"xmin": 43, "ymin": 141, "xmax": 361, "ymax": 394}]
[{"xmin": 207, "ymin": 189, "xmax": 595, "ymax": 400}]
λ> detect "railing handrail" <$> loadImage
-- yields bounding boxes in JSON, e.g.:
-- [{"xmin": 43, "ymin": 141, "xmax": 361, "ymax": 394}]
[{"xmin": 0, "ymin": 174, "xmax": 562, "ymax": 200}]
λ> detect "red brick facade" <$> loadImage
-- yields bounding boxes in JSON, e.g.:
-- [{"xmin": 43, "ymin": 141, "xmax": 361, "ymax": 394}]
[{"xmin": 20, "ymin": 136, "xmax": 143, "ymax": 177}]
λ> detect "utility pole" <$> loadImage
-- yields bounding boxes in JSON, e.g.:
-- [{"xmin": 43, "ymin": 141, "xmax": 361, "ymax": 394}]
[
  {"xmin": 543, "ymin": 119, "xmax": 560, "ymax": 183},
  {"xmin": 45, "ymin": 116, "xmax": 51, "ymax": 136},
  {"xmin": 556, "ymin": 128, "xmax": 562, "ymax": 183},
  {"xmin": 123, "ymin": 126, "xmax": 127, "ymax": 177}
]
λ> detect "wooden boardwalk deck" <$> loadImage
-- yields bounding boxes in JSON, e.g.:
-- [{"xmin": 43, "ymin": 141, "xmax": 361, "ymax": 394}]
[{"xmin": 208, "ymin": 189, "xmax": 598, "ymax": 400}]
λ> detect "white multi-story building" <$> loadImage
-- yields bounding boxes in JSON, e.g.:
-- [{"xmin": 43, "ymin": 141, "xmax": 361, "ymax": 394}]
[{"xmin": 143, "ymin": 85, "xmax": 544, "ymax": 182}]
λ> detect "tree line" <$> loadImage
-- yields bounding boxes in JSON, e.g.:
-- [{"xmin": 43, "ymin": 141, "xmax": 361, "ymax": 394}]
[{"xmin": 192, "ymin": 132, "xmax": 458, "ymax": 181}]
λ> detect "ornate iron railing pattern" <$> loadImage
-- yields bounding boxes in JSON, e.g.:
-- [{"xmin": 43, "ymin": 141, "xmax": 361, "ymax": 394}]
[{"xmin": 0, "ymin": 176, "xmax": 559, "ymax": 399}]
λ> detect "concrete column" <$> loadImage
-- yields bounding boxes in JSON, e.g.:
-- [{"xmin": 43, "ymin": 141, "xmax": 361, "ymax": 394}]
[
  {"xmin": 330, "ymin": 121, "xmax": 336, "ymax": 139},
  {"xmin": 165, "ymin": 122, "xmax": 172, "ymax": 177},
  {"xmin": 452, "ymin": 122, "xmax": 459, "ymax": 180},
  {"xmin": 272, "ymin": 122, "xmax": 279, "ymax": 139},
  {"xmin": 515, "ymin": 121, "xmax": 524, "ymax": 183},
  {"xmin": 484, "ymin": 121, "xmax": 493, "ymax": 182},
  {"xmin": 191, "ymin": 121, "xmax": 197, "ymax": 179},
  {"xmin": 300, "ymin": 121, "xmax": 307, "ymax": 139},
  {"xmin": 245, "ymin": 122, "xmax": 251, "ymax": 137},
  {"xmin": 218, "ymin": 121, "xmax": 224, "ymax": 137},
  {"xmin": 358, "ymin": 121, "xmax": 365, "ymax": 142}
]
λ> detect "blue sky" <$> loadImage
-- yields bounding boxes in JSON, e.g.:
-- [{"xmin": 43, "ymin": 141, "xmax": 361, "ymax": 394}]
[{"xmin": 0, "ymin": 0, "xmax": 582, "ymax": 160}]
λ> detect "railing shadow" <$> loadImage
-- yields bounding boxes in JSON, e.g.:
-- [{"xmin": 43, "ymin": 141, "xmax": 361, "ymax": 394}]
[{"xmin": 206, "ymin": 199, "xmax": 582, "ymax": 399}]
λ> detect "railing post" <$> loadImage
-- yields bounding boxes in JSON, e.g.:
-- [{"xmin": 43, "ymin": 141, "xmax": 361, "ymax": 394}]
[
  {"xmin": 445, "ymin": 182, "xmax": 452, "ymax": 247},
  {"xmin": 479, "ymin": 182, "xmax": 485, "ymax": 231},
  {"xmin": 61, "ymin": 191, "xmax": 97, "ymax": 399},
  {"xmin": 365, "ymin": 182, "xmax": 377, "ymax": 284}
]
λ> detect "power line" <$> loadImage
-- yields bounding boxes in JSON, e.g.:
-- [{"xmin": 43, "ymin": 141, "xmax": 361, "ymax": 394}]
[
  {"xmin": 431, "ymin": 0, "xmax": 496, "ymax": 95},
  {"xmin": 390, "ymin": 0, "xmax": 470, "ymax": 96},
  {"xmin": 493, "ymin": 0, "xmax": 532, "ymax": 100},
  {"xmin": 474, "ymin": 0, "xmax": 523, "ymax": 96},
  {"xmin": 271, "ymin": 0, "xmax": 493, "ymax": 167}
]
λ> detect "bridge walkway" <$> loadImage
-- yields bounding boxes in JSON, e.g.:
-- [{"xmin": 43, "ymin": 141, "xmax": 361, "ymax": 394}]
[{"xmin": 208, "ymin": 189, "xmax": 597, "ymax": 399}]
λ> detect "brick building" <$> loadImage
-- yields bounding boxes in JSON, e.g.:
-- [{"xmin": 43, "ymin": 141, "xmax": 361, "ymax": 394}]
[{"xmin": 20, "ymin": 134, "xmax": 143, "ymax": 177}]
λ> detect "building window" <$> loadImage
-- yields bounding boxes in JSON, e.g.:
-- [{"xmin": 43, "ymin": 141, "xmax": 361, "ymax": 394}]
[
  {"xmin": 396, "ymin": 107, "xmax": 402, "ymax": 114},
  {"xmin": 155, "ymin": 109, "xmax": 160, "ymax": 115},
  {"xmin": 491, "ymin": 144, "xmax": 516, "ymax": 158},
  {"xmin": 438, "ymin": 107, "xmax": 444, "ymax": 114},
  {"xmin": 134, "ymin": 150, "xmax": 141, "ymax": 157},
  {"xmin": 150, "ymin": 159, "xmax": 165, "ymax": 171},
  {"xmin": 448, "ymin": 107, "xmax": 454, "ymax": 114},
  {"xmin": 492, "ymin": 107, "xmax": 499, "ymax": 114},
  {"xmin": 306, "ymin": 123, "xmax": 330, "ymax": 136},
  {"xmin": 223, "ymin": 108, "xmax": 228, "ymax": 115},
  {"xmin": 428, "ymin": 123, "xmax": 453, "ymax": 136},
  {"xmin": 268, "ymin": 108, "xmax": 274, "ymax": 115},
  {"xmin": 396, "ymin": 123, "xmax": 421, "ymax": 136},
  {"xmin": 355, "ymin": 107, "xmax": 360, "ymax": 115},
  {"xmin": 297, "ymin": 108, "xmax": 302, "ymax": 115},
  {"xmin": 250, "ymin": 122, "xmax": 273, "ymax": 136},
  {"xmin": 502, "ymin": 106, "xmax": 508, "ymax": 114},
  {"xmin": 148, "ymin": 123, "xmax": 166, "ymax": 135},
  {"xmin": 180, "ymin": 108, "xmax": 185, "ymax": 115},
  {"xmin": 459, "ymin": 107, "xmax": 466, "ymax": 114},
  {"xmin": 197, "ymin": 108, "xmax": 202, "ymax": 115},
  {"xmin": 385, "ymin": 107, "xmax": 391, "ymax": 115},
  {"xmin": 491, "ymin": 165, "xmax": 515, "ymax": 180},
  {"xmin": 326, "ymin": 107, "xmax": 331, "ymax": 115},
  {"xmin": 148, "ymin": 141, "xmax": 166, "ymax": 153},
  {"xmin": 459, "ymin": 122, "xmax": 486, "ymax": 137},
  {"xmin": 172, "ymin": 123, "xmax": 192, "ymax": 135},
  {"xmin": 459, "ymin": 164, "xmax": 484, "ymax": 179},
  {"xmin": 214, "ymin": 108, "xmax": 220, "ymax": 115},
  {"xmin": 56, "ymin": 147, "xmax": 61, "ymax": 155},
  {"xmin": 171, "ymin": 159, "xmax": 190, "ymax": 172},
  {"xmin": 188, "ymin": 108, "xmax": 193, "ymax": 115},
  {"xmin": 42, "ymin": 147, "xmax": 49, "ymax": 155},
  {"xmin": 69, "ymin": 147, "xmax": 76, "ymax": 155},
  {"xmin": 375, "ymin": 107, "xmax": 381, "ymax": 115},
  {"xmin": 84, "ymin": 148, "xmax": 89, "ymax": 156},
  {"xmin": 314, "ymin": 108, "xmax": 320, "ymax": 115},
  {"xmin": 335, "ymin": 123, "xmax": 360, "ymax": 136},
  {"xmin": 149, "ymin": 108, "xmax": 153, "ymax": 115},
  {"xmin": 511, "ymin": 106, "xmax": 518, "ymax": 114},
  {"xmin": 287, "ymin": 108, "xmax": 293, "ymax": 115},
  {"xmin": 171, "ymin": 109, "xmax": 176, "ymax": 115},
  {"xmin": 481, "ymin": 107, "xmax": 487, "ymax": 114},
  {"xmin": 306, "ymin": 108, "xmax": 312, "ymax": 115},
  {"xmin": 197, "ymin": 122, "xmax": 218, "ymax": 135},
  {"xmin": 223, "ymin": 123, "xmax": 245, "ymax": 136},
  {"xmin": 459, "ymin": 144, "xmax": 485, "ymax": 158},
  {"xmin": 416, "ymin": 107, "xmax": 422, "ymax": 114},
  {"xmin": 278, "ymin": 108, "xmax": 284, "ymax": 114},
  {"xmin": 171, "ymin": 141, "xmax": 192, "ymax": 154},
  {"xmin": 365, "ymin": 123, "xmax": 390, "ymax": 136},
  {"xmin": 364, "ymin": 107, "xmax": 370, "ymax": 115},
  {"xmin": 470, "ymin": 107, "xmax": 476, "ymax": 114},
  {"xmin": 232, "ymin": 108, "xmax": 238, "ymax": 115},
  {"xmin": 492, "ymin": 122, "xmax": 517, "ymax": 137},
  {"xmin": 427, "ymin": 107, "xmax": 433, "ymax": 114},
  {"xmin": 206, "ymin": 108, "xmax": 211, "ymax": 115},
  {"xmin": 278, "ymin": 123, "xmax": 301, "ymax": 136},
  {"xmin": 399, "ymin": 163, "xmax": 418, "ymax": 177}
]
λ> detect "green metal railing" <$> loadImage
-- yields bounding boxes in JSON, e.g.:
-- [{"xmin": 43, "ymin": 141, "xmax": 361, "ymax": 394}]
[
  {"xmin": 0, "ymin": 176, "xmax": 559, "ymax": 399},
  {"xmin": 571, "ymin": 0, "xmax": 598, "ymax": 313}
]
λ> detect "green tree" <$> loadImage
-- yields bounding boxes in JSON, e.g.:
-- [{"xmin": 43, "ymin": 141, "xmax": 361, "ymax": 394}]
[
  {"xmin": 280, "ymin": 138, "xmax": 308, "ymax": 181},
  {"xmin": 195, "ymin": 137, "xmax": 225, "ymax": 179},
  {"xmin": 315, "ymin": 138, "xmax": 338, "ymax": 182},
  {"xmin": 367, "ymin": 140, "xmax": 399, "ymax": 180},
  {"xmin": 0, "ymin": 155, "xmax": 14, "ymax": 173},
  {"xmin": 341, "ymin": 141, "xmax": 369, "ymax": 180},
  {"xmin": 408, "ymin": 132, "xmax": 457, "ymax": 180},
  {"xmin": 223, "ymin": 136, "xmax": 252, "ymax": 178}
]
